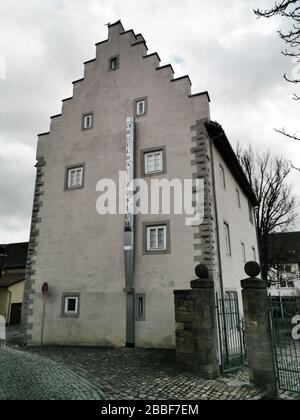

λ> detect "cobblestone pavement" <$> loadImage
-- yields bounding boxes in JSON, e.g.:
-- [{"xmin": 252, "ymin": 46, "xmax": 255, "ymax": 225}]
[
  {"xmin": 24, "ymin": 346, "xmax": 266, "ymax": 400},
  {"xmin": 0, "ymin": 347, "xmax": 104, "ymax": 400},
  {"xmin": 6, "ymin": 326, "xmax": 22, "ymax": 346}
]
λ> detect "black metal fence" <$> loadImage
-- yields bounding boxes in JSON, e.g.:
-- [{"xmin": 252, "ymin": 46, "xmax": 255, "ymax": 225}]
[
  {"xmin": 269, "ymin": 296, "xmax": 300, "ymax": 393},
  {"xmin": 216, "ymin": 291, "xmax": 244, "ymax": 372}
]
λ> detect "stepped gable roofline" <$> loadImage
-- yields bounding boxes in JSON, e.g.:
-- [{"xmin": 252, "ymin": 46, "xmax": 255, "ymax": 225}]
[
  {"xmin": 189, "ymin": 91, "xmax": 211, "ymax": 103},
  {"xmin": 108, "ymin": 19, "xmax": 125, "ymax": 31},
  {"xmin": 131, "ymin": 40, "xmax": 148, "ymax": 51},
  {"xmin": 171, "ymin": 75, "xmax": 192, "ymax": 86},
  {"xmin": 143, "ymin": 52, "xmax": 161, "ymax": 62},
  {"xmin": 156, "ymin": 64, "xmax": 175, "ymax": 74}
]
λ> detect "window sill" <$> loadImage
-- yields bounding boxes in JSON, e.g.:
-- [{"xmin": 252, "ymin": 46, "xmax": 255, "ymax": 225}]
[
  {"xmin": 143, "ymin": 249, "xmax": 171, "ymax": 255},
  {"xmin": 65, "ymin": 186, "xmax": 84, "ymax": 191}
]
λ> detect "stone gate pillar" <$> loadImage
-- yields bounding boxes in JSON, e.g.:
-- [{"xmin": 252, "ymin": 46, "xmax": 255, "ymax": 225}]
[
  {"xmin": 241, "ymin": 262, "xmax": 277, "ymax": 397},
  {"xmin": 174, "ymin": 265, "xmax": 220, "ymax": 380}
]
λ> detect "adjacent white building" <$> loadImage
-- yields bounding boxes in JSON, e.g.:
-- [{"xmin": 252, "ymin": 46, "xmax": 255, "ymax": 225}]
[{"xmin": 22, "ymin": 21, "xmax": 259, "ymax": 348}]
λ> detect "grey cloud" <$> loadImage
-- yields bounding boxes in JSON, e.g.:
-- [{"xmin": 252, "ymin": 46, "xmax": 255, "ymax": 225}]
[{"xmin": 0, "ymin": 0, "xmax": 299, "ymax": 242}]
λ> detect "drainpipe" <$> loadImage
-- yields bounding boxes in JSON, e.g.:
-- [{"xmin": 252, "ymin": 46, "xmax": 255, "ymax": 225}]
[{"xmin": 124, "ymin": 117, "xmax": 135, "ymax": 348}]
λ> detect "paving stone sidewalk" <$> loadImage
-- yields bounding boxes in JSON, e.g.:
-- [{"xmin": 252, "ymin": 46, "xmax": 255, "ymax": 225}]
[
  {"xmin": 0, "ymin": 347, "xmax": 104, "ymax": 400},
  {"xmin": 24, "ymin": 346, "xmax": 265, "ymax": 400},
  {"xmin": 4, "ymin": 328, "xmax": 299, "ymax": 400}
]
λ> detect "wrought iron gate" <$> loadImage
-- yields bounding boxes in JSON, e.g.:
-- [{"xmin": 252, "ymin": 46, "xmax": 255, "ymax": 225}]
[
  {"xmin": 216, "ymin": 291, "xmax": 245, "ymax": 372},
  {"xmin": 269, "ymin": 296, "xmax": 300, "ymax": 393}
]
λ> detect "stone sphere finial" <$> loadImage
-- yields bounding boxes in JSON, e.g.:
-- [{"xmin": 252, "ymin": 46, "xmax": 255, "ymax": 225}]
[
  {"xmin": 195, "ymin": 264, "xmax": 209, "ymax": 280},
  {"xmin": 244, "ymin": 261, "xmax": 261, "ymax": 278}
]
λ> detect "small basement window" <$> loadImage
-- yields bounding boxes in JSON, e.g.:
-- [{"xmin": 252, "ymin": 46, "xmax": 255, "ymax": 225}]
[
  {"xmin": 135, "ymin": 294, "xmax": 146, "ymax": 321},
  {"xmin": 62, "ymin": 294, "xmax": 80, "ymax": 318}
]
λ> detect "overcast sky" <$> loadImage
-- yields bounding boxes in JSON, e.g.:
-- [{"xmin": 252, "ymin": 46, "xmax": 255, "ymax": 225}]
[{"xmin": 0, "ymin": 0, "xmax": 299, "ymax": 243}]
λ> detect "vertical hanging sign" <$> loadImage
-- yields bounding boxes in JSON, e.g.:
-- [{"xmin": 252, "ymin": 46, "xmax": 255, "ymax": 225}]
[
  {"xmin": 124, "ymin": 117, "xmax": 135, "ymax": 232},
  {"xmin": 124, "ymin": 117, "xmax": 135, "ymax": 347}
]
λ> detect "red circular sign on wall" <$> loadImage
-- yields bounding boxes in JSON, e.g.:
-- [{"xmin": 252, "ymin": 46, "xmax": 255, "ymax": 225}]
[{"xmin": 41, "ymin": 282, "xmax": 49, "ymax": 296}]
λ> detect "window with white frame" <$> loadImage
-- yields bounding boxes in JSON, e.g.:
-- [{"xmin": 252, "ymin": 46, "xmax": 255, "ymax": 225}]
[
  {"xmin": 144, "ymin": 150, "xmax": 163, "ymax": 174},
  {"xmin": 219, "ymin": 164, "xmax": 226, "ymax": 189},
  {"xmin": 135, "ymin": 98, "xmax": 147, "ymax": 116},
  {"xmin": 67, "ymin": 166, "xmax": 84, "ymax": 189},
  {"xmin": 241, "ymin": 243, "xmax": 246, "ymax": 263},
  {"xmin": 224, "ymin": 222, "xmax": 231, "ymax": 256},
  {"xmin": 82, "ymin": 113, "xmax": 93, "ymax": 130},
  {"xmin": 62, "ymin": 295, "xmax": 80, "ymax": 317},
  {"xmin": 146, "ymin": 225, "xmax": 167, "ymax": 252}
]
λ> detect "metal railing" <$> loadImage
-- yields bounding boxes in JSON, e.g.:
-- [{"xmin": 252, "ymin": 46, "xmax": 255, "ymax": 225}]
[
  {"xmin": 270, "ymin": 296, "xmax": 300, "ymax": 393},
  {"xmin": 216, "ymin": 292, "xmax": 244, "ymax": 372}
]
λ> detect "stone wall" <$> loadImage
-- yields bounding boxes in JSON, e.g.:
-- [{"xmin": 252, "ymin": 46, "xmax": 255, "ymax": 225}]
[{"xmin": 174, "ymin": 273, "xmax": 220, "ymax": 379}]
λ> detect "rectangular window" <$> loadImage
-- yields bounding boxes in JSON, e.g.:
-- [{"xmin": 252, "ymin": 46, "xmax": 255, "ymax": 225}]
[
  {"xmin": 135, "ymin": 294, "xmax": 146, "ymax": 321},
  {"xmin": 135, "ymin": 98, "xmax": 147, "ymax": 116},
  {"xmin": 144, "ymin": 150, "xmax": 163, "ymax": 174},
  {"xmin": 219, "ymin": 164, "xmax": 226, "ymax": 189},
  {"xmin": 61, "ymin": 294, "xmax": 80, "ymax": 318},
  {"xmin": 241, "ymin": 243, "xmax": 246, "ymax": 263},
  {"xmin": 224, "ymin": 222, "xmax": 231, "ymax": 256},
  {"xmin": 66, "ymin": 166, "xmax": 84, "ymax": 190},
  {"xmin": 147, "ymin": 225, "xmax": 167, "ymax": 251},
  {"xmin": 236, "ymin": 189, "xmax": 241, "ymax": 208},
  {"xmin": 109, "ymin": 56, "xmax": 119, "ymax": 71},
  {"xmin": 82, "ymin": 113, "xmax": 93, "ymax": 130},
  {"xmin": 143, "ymin": 221, "xmax": 170, "ymax": 255},
  {"xmin": 252, "ymin": 247, "xmax": 257, "ymax": 262},
  {"xmin": 248, "ymin": 201, "xmax": 254, "ymax": 224}
]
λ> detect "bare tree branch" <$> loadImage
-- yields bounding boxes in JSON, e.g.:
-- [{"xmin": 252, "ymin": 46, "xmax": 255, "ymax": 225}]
[
  {"xmin": 289, "ymin": 160, "xmax": 300, "ymax": 171},
  {"xmin": 237, "ymin": 145, "xmax": 297, "ymax": 286},
  {"xmin": 275, "ymin": 127, "xmax": 300, "ymax": 140},
  {"xmin": 255, "ymin": 1, "xmax": 300, "ymax": 145}
]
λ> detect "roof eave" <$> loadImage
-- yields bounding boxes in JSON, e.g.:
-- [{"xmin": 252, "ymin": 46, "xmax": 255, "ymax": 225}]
[{"xmin": 205, "ymin": 121, "xmax": 258, "ymax": 207}]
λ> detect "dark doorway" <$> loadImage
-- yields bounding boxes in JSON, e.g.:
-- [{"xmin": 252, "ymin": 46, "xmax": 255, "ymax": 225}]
[{"xmin": 10, "ymin": 303, "xmax": 22, "ymax": 325}]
